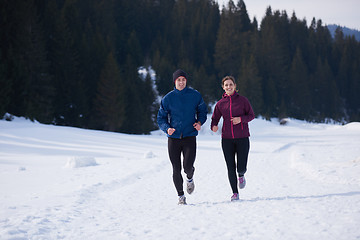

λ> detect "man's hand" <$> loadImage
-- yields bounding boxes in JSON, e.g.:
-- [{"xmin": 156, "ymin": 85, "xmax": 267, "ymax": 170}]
[
  {"xmin": 193, "ymin": 122, "xmax": 201, "ymax": 131},
  {"xmin": 167, "ymin": 128, "xmax": 176, "ymax": 135}
]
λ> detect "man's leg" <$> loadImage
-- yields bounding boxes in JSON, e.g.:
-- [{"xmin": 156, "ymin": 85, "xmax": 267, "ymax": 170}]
[
  {"xmin": 168, "ymin": 137, "xmax": 184, "ymax": 196},
  {"xmin": 182, "ymin": 136, "xmax": 196, "ymax": 180}
]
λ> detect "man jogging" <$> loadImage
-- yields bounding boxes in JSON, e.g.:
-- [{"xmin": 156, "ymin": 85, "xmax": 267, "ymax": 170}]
[{"xmin": 157, "ymin": 69, "xmax": 207, "ymax": 205}]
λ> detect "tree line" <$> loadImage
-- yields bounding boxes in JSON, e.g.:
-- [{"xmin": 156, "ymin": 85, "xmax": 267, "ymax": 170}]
[{"xmin": 1, "ymin": 0, "xmax": 359, "ymax": 134}]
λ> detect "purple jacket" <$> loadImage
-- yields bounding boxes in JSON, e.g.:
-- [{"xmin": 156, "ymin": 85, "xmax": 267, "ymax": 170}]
[{"xmin": 211, "ymin": 92, "xmax": 255, "ymax": 139}]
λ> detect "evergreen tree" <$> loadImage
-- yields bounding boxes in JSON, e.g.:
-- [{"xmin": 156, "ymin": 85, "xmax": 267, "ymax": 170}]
[
  {"xmin": 263, "ymin": 77, "xmax": 278, "ymax": 119},
  {"xmin": 51, "ymin": 3, "xmax": 87, "ymax": 127},
  {"xmin": 0, "ymin": 2, "xmax": 11, "ymax": 117},
  {"xmin": 214, "ymin": 0, "xmax": 251, "ymax": 77},
  {"xmin": 288, "ymin": 47, "xmax": 311, "ymax": 119},
  {"xmin": 94, "ymin": 52, "xmax": 125, "ymax": 132},
  {"xmin": 1, "ymin": 0, "xmax": 54, "ymax": 122},
  {"xmin": 314, "ymin": 20, "xmax": 333, "ymax": 63},
  {"xmin": 289, "ymin": 12, "xmax": 309, "ymax": 62},
  {"xmin": 336, "ymin": 35, "xmax": 351, "ymax": 100},
  {"xmin": 337, "ymin": 36, "xmax": 360, "ymax": 120},
  {"xmin": 331, "ymin": 26, "xmax": 345, "ymax": 77},
  {"xmin": 0, "ymin": 49, "xmax": 11, "ymax": 117},
  {"xmin": 152, "ymin": 49, "xmax": 175, "ymax": 96},
  {"xmin": 79, "ymin": 23, "xmax": 108, "ymax": 128},
  {"xmin": 24, "ymin": 2, "xmax": 54, "ymax": 123},
  {"xmin": 311, "ymin": 58, "xmax": 341, "ymax": 121},
  {"xmin": 259, "ymin": 8, "xmax": 289, "ymax": 117},
  {"xmin": 307, "ymin": 17, "xmax": 319, "ymax": 73},
  {"xmin": 238, "ymin": 54, "xmax": 263, "ymax": 115},
  {"xmin": 1, "ymin": 0, "xmax": 359, "ymax": 131},
  {"xmin": 140, "ymin": 72, "xmax": 158, "ymax": 133},
  {"xmin": 192, "ymin": 64, "xmax": 217, "ymax": 104},
  {"xmin": 120, "ymin": 53, "xmax": 145, "ymax": 134}
]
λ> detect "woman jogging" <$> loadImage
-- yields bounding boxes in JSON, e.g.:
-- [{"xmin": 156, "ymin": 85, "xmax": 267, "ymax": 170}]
[{"xmin": 211, "ymin": 76, "xmax": 255, "ymax": 201}]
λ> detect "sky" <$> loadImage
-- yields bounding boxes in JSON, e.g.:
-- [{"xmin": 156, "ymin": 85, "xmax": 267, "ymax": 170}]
[{"xmin": 216, "ymin": 0, "xmax": 360, "ymax": 30}]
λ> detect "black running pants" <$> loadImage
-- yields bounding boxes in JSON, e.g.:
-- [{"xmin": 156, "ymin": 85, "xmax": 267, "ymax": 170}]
[
  {"xmin": 221, "ymin": 137, "xmax": 250, "ymax": 193},
  {"xmin": 168, "ymin": 136, "xmax": 196, "ymax": 196}
]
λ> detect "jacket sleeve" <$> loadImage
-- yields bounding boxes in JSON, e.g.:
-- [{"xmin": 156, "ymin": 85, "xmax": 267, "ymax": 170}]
[
  {"xmin": 241, "ymin": 98, "xmax": 255, "ymax": 123},
  {"xmin": 157, "ymin": 99, "xmax": 171, "ymax": 133},
  {"xmin": 210, "ymin": 103, "xmax": 222, "ymax": 129},
  {"xmin": 196, "ymin": 95, "xmax": 208, "ymax": 125}
]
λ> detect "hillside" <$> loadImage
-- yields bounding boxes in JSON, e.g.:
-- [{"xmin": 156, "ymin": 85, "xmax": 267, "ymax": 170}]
[{"xmin": 327, "ymin": 24, "xmax": 360, "ymax": 41}]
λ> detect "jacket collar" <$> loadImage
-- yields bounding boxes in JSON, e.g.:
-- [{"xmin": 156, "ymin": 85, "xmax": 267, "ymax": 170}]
[
  {"xmin": 174, "ymin": 86, "xmax": 188, "ymax": 94},
  {"xmin": 222, "ymin": 91, "xmax": 238, "ymax": 99}
]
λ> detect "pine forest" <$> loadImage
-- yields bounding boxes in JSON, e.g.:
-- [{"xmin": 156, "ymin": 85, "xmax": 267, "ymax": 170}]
[{"xmin": 1, "ymin": 0, "xmax": 359, "ymax": 134}]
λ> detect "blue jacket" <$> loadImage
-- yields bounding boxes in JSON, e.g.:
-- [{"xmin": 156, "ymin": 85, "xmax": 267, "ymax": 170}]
[{"xmin": 157, "ymin": 87, "xmax": 207, "ymax": 139}]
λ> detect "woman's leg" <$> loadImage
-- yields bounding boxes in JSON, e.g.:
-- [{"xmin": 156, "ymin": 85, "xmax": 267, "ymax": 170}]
[
  {"xmin": 221, "ymin": 138, "xmax": 238, "ymax": 193},
  {"xmin": 236, "ymin": 137, "xmax": 250, "ymax": 176}
]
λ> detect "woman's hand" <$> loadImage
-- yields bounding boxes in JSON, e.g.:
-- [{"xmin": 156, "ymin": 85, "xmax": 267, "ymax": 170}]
[
  {"xmin": 211, "ymin": 125, "xmax": 218, "ymax": 132},
  {"xmin": 231, "ymin": 117, "xmax": 241, "ymax": 125}
]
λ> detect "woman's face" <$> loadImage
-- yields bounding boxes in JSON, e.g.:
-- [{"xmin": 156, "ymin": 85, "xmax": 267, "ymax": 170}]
[{"xmin": 222, "ymin": 79, "xmax": 236, "ymax": 96}]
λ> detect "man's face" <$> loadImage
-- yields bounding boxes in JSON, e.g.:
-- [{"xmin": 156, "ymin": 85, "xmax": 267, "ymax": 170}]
[{"xmin": 175, "ymin": 76, "xmax": 187, "ymax": 91}]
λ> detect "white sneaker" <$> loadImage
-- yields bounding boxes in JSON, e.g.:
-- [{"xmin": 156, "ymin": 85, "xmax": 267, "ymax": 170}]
[
  {"xmin": 238, "ymin": 176, "xmax": 246, "ymax": 189},
  {"xmin": 186, "ymin": 178, "xmax": 195, "ymax": 194},
  {"xmin": 178, "ymin": 195, "xmax": 187, "ymax": 205},
  {"xmin": 231, "ymin": 193, "xmax": 239, "ymax": 201}
]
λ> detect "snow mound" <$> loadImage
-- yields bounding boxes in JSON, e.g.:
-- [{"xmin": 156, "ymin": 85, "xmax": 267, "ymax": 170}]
[
  {"xmin": 343, "ymin": 122, "xmax": 360, "ymax": 130},
  {"xmin": 1, "ymin": 113, "xmax": 39, "ymax": 124},
  {"xmin": 144, "ymin": 151, "xmax": 156, "ymax": 159},
  {"xmin": 18, "ymin": 166, "xmax": 26, "ymax": 171},
  {"xmin": 65, "ymin": 156, "xmax": 98, "ymax": 168}
]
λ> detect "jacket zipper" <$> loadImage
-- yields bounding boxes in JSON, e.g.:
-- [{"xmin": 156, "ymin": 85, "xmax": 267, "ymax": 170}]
[{"xmin": 230, "ymin": 95, "xmax": 234, "ymax": 138}]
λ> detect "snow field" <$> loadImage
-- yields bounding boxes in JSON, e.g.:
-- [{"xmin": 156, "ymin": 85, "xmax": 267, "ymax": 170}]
[{"xmin": 0, "ymin": 117, "xmax": 360, "ymax": 239}]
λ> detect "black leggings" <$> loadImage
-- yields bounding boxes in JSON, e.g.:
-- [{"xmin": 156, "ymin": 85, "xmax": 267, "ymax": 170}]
[
  {"xmin": 221, "ymin": 137, "xmax": 250, "ymax": 193},
  {"xmin": 168, "ymin": 136, "xmax": 196, "ymax": 196}
]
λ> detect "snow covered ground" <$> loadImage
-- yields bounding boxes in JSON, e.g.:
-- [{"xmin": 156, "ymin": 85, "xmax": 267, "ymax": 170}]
[{"xmin": 1, "ymin": 116, "xmax": 360, "ymax": 240}]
